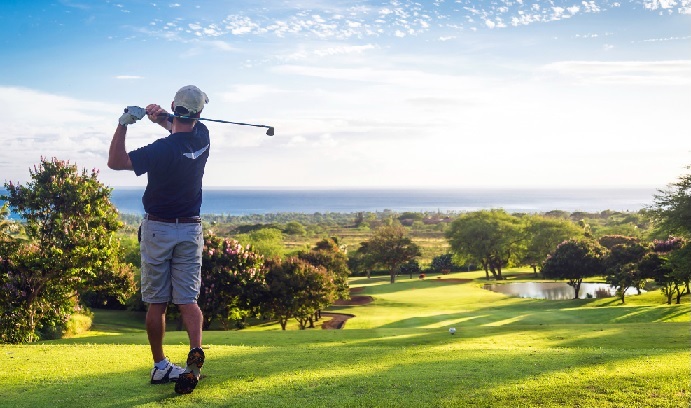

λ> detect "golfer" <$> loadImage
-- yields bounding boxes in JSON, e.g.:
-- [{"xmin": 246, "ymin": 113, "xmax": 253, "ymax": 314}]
[{"xmin": 107, "ymin": 85, "xmax": 209, "ymax": 395}]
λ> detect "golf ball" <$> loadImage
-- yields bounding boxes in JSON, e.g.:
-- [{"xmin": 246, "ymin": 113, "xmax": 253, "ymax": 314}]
[{"xmin": 449, "ymin": 327, "xmax": 456, "ymax": 335}]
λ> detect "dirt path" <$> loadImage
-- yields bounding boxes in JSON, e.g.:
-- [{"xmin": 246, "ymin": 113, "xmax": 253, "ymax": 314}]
[
  {"xmin": 433, "ymin": 278, "xmax": 473, "ymax": 283},
  {"xmin": 322, "ymin": 288, "xmax": 373, "ymax": 329},
  {"xmin": 320, "ymin": 312, "xmax": 356, "ymax": 329}
]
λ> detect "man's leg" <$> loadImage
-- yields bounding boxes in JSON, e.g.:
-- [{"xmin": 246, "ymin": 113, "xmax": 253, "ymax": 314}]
[
  {"xmin": 172, "ymin": 222, "xmax": 205, "ymax": 394},
  {"xmin": 174, "ymin": 303, "xmax": 205, "ymax": 394},
  {"xmin": 178, "ymin": 303, "xmax": 203, "ymax": 349},
  {"xmin": 171, "ymin": 221, "xmax": 204, "ymax": 349},
  {"xmin": 139, "ymin": 219, "xmax": 183, "ymax": 384},
  {"xmin": 146, "ymin": 303, "xmax": 168, "ymax": 363}
]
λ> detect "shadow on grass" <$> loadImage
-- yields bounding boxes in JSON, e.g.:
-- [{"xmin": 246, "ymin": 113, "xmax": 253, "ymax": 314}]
[
  {"xmin": 373, "ymin": 296, "xmax": 689, "ymax": 329},
  {"xmin": 6, "ymin": 329, "xmax": 688, "ymax": 408}
]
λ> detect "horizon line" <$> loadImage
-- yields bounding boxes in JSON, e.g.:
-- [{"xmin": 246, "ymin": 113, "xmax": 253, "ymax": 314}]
[{"xmin": 100, "ymin": 185, "xmax": 662, "ymax": 190}]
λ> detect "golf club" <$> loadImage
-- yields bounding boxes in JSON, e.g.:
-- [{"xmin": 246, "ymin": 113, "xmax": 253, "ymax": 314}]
[{"xmin": 125, "ymin": 106, "xmax": 274, "ymax": 136}]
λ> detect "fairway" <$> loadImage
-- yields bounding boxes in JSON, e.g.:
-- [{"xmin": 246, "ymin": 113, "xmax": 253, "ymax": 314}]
[{"xmin": 1, "ymin": 272, "xmax": 689, "ymax": 408}]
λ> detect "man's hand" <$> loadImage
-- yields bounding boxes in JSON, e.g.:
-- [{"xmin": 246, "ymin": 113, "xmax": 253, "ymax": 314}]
[
  {"xmin": 119, "ymin": 106, "xmax": 146, "ymax": 126},
  {"xmin": 146, "ymin": 104, "xmax": 173, "ymax": 131}
]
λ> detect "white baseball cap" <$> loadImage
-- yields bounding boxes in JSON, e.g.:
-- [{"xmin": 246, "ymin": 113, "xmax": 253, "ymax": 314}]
[{"xmin": 173, "ymin": 85, "xmax": 209, "ymax": 116}]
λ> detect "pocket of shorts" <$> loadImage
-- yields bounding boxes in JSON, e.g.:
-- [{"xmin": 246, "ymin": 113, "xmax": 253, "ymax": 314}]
[
  {"xmin": 187, "ymin": 224, "xmax": 203, "ymax": 240},
  {"xmin": 141, "ymin": 221, "xmax": 175, "ymax": 263},
  {"xmin": 144, "ymin": 223, "xmax": 171, "ymax": 239}
]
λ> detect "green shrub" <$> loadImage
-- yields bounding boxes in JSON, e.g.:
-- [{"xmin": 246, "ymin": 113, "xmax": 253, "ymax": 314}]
[{"xmin": 64, "ymin": 312, "xmax": 94, "ymax": 337}]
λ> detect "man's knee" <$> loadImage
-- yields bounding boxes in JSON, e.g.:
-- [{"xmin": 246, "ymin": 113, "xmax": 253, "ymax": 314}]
[
  {"xmin": 177, "ymin": 302, "xmax": 202, "ymax": 314},
  {"xmin": 148, "ymin": 302, "xmax": 168, "ymax": 314}
]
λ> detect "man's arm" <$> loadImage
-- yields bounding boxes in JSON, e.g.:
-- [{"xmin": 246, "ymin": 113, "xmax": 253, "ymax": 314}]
[{"xmin": 107, "ymin": 124, "xmax": 134, "ymax": 171}]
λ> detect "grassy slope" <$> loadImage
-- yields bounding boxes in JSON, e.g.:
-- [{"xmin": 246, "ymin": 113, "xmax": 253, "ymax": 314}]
[{"xmin": 1, "ymin": 271, "xmax": 689, "ymax": 408}]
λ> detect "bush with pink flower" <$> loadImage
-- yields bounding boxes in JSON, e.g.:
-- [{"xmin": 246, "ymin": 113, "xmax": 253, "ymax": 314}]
[{"xmin": 197, "ymin": 234, "xmax": 267, "ymax": 330}]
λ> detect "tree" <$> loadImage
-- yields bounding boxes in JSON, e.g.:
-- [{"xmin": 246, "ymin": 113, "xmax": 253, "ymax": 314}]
[
  {"xmin": 400, "ymin": 259, "xmax": 422, "ymax": 279},
  {"xmin": 430, "ymin": 254, "xmax": 455, "ymax": 274},
  {"xmin": 650, "ymin": 167, "xmax": 691, "ymax": 236},
  {"xmin": 446, "ymin": 210, "xmax": 523, "ymax": 280},
  {"xmin": 523, "ymin": 215, "xmax": 583, "ymax": 275},
  {"xmin": 638, "ymin": 253, "xmax": 677, "ymax": 305},
  {"xmin": 0, "ymin": 202, "xmax": 24, "ymax": 264},
  {"xmin": 667, "ymin": 243, "xmax": 691, "ymax": 303},
  {"xmin": 599, "ymin": 235, "xmax": 641, "ymax": 250},
  {"xmin": 606, "ymin": 263, "xmax": 640, "ymax": 304},
  {"xmin": 0, "ymin": 158, "xmax": 135, "ymax": 343},
  {"xmin": 647, "ymin": 165, "xmax": 691, "ymax": 300},
  {"xmin": 0, "ymin": 203, "xmax": 24, "ymax": 244},
  {"xmin": 652, "ymin": 236, "xmax": 684, "ymax": 253},
  {"xmin": 298, "ymin": 237, "xmax": 350, "ymax": 300},
  {"xmin": 348, "ymin": 244, "xmax": 372, "ymax": 278},
  {"xmin": 542, "ymin": 240, "xmax": 607, "ymax": 299},
  {"xmin": 197, "ymin": 235, "xmax": 266, "ymax": 330},
  {"xmin": 263, "ymin": 258, "xmax": 336, "ymax": 330},
  {"xmin": 358, "ymin": 225, "xmax": 421, "ymax": 283},
  {"xmin": 646, "ymin": 241, "xmax": 691, "ymax": 305},
  {"xmin": 283, "ymin": 221, "xmax": 306, "ymax": 236},
  {"xmin": 603, "ymin": 237, "xmax": 649, "ymax": 303},
  {"xmin": 235, "ymin": 227, "xmax": 284, "ymax": 258}
]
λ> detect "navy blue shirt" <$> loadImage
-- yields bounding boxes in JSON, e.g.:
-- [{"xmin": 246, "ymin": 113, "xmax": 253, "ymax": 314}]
[{"xmin": 128, "ymin": 122, "xmax": 210, "ymax": 218}]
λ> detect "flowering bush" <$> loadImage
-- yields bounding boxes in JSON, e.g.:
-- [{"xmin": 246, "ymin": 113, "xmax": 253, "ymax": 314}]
[
  {"xmin": 653, "ymin": 237, "xmax": 685, "ymax": 253},
  {"xmin": 197, "ymin": 234, "xmax": 267, "ymax": 330}
]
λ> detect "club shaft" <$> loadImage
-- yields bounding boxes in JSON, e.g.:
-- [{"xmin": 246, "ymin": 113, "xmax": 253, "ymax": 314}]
[
  {"xmin": 157, "ymin": 112, "xmax": 270, "ymax": 129},
  {"xmin": 199, "ymin": 117, "xmax": 272, "ymax": 129}
]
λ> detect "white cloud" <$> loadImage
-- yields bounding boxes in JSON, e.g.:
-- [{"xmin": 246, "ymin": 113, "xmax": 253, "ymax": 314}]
[
  {"xmin": 0, "ymin": 87, "xmax": 122, "ymax": 184},
  {"xmin": 115, "ymin": 75, "xmax": 143, "ymax": 80},
  {"xmin": 0, "ymin": 87, "xmax": 178, "ymax": 186},
  {"xmin": 271, "ymin": 65, "xmax": 487, "ymax": 92},
  {"xmin": 132, "ymin": 1, "xmax": 690, "ymax": 43},
  {"xmin": 640, "ymin": 35, "xmax": 691, "ymax": 42},
  {"xmin": 540, "ymin": 60, "xmax": 691, "ymax": 85},
  {"xmin": 286, "ymin": 135, "xmax": 307, "ymax": 146},
  {"xmin": 217, "ymin": 84, "xmax": 284, "ymax": 104},
  {"xmin": 644, "ymin": 0, "xmax": 680, "ymax": 10},
  {"xmin": 582, "ymin": 1, "xmax": 601, "ymax": 13},
  {"xmin": 206, "ymin": 40, "xmax": 238, "ymax": 52},
  {"xmin": 312, "ymin": 44, "xmax": 376, "ymax": 57}
]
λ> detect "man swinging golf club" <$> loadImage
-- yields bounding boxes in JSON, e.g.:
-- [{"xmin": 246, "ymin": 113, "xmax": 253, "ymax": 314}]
[{"xmin": 107, "ymin": 85, "xmax": 208, "ymax": 395}]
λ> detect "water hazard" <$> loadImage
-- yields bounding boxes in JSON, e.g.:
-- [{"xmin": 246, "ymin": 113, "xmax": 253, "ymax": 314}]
[{"xmin": 483, "ymin": 282, "xmax": 641, "ymax": 300}]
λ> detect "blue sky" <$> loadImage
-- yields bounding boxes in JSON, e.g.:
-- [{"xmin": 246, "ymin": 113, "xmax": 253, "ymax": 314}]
[{"xmin": 1, "ymin": 0, "xmax": 689, "ymax": 188}]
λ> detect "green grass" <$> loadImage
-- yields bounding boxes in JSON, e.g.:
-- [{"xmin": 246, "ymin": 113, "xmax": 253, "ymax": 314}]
[{"xmin": 1, "ymin": 271, "xmax": 689, "ymax": 407}]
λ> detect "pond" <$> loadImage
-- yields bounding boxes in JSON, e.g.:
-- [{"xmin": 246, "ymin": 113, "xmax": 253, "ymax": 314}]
[{"xmin": 483, "ymin": 282, "xmax": 642, "ymax": 300}]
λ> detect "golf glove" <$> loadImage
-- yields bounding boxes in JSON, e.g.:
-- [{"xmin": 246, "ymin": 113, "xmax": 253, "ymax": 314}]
[{"xmin": 119, "ymin": 106, "xmax": 147, "ymax": 126}]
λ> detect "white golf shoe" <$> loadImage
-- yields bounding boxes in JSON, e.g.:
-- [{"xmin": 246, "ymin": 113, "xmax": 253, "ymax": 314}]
[{"xmin": 150, "ymin": 360, "xmax": 186, "ymax": 384}]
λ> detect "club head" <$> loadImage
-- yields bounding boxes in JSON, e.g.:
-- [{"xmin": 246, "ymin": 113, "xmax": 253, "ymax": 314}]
[{"xmin": 266, "ymin": 127, "xmax": 274, "ymax": 136}]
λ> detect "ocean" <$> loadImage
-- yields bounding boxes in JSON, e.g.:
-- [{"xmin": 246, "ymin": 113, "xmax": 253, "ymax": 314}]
[
  {"xmin": 1, "ymin": 187, "xmax": 658, "ymax": 217},
  {"xmin": 106, "ymin": 187, "xmax": 658, "ymax": 216}
]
